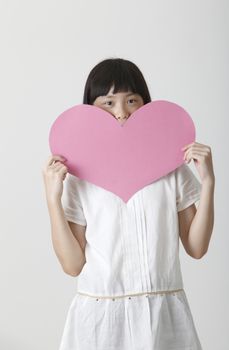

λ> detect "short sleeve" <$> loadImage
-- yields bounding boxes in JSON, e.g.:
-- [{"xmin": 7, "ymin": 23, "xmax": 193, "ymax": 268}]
[
  {"xmin": 61, "ymin": 173, "xmax": 87, "ymax": 226},
  {"xmin": 175, "ymin": 163, "xmax": 202, "ymax": 212}
]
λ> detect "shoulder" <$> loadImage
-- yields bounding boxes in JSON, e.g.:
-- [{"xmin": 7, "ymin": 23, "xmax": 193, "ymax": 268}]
[
  {"xmin": 173, "ymin": 163, "xmax": 200, "ymax": 184},
  {"xmin": 65, "ymin": 172, "xmax": 88, "ymax": 189},
  {"xmin": 174, "ymin": 163, "xmax": 190, "ymax": 177}
]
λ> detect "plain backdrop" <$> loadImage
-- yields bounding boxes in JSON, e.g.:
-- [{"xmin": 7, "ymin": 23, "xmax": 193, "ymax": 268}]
[{"xmin": 0, "ymin": 0, "xmax": 228, "ymax": 349}]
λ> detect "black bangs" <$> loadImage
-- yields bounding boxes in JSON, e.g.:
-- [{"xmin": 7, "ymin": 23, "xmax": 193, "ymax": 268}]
[{"xmin": 83, "ymin": 58, "xmax": 151, "ymax": 105}]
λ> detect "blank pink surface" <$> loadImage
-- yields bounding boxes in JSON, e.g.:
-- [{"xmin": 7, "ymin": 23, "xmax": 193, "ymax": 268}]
[{"xmin": 49, "ymin": 100, "xmax": 196, "ymax": 203}]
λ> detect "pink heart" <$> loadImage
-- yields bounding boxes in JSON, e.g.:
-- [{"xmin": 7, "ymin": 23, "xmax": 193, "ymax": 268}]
[{"xmin": 49, "ymin": 100, "xmax": 195, "ymax": 203}]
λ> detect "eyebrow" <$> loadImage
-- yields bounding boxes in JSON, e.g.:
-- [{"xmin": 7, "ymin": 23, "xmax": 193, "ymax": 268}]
[{"xmin": 105, "ymin": 92, "xmax": 137, "ymax": 98}]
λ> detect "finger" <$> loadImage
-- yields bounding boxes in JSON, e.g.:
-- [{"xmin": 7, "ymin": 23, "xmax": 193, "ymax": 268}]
[
  {"xmin": 184, "ymin": 149, "xmax": 208, "ymax": 160},
  {"xmin": 52, "ymin": 163, "xmax": 68, "ymax": 172},
  {"xmin": 50, "ymin": 161, "xmax": 64, "ymax": 168},
  {"xmin": 50, "ymin": 163, "xmax": 63, "ymax": 171},
  {"xmin": 182, "ymin": 142, "xmax": 209, "ymax": 151},
  {"xmin": 47, "ymin": 155, "xmax": 66, "ymax": 167},
  {"xmin": 59, "ymin": 166, "xmax": 68, "ymax": 175},
  {"xmin": 186, "ymin": 144, "xmax": 210, "ymax": 152},
  {"xmin": 184, "ymin": 151, "xmax": 205, "ymax": 163},
  {"xmin": 181, "ymin": 142, "xmax": 195, "ymax": 151}
]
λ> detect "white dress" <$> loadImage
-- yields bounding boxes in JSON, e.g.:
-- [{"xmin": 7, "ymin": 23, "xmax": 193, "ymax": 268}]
[{"xmin": 59, "ymin": 163, "xmax": 203, "ymax": 350}]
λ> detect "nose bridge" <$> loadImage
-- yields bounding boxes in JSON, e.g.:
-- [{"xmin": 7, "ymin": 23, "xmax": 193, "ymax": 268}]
[{"xmin": 115, "ymin": 100, "xmax": 129, "ymax": 118}]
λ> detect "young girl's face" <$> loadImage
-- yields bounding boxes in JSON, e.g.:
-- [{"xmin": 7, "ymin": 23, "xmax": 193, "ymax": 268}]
[{"xmin": 93, "ymin": 86, "xmax": 144, "ymax": 125}]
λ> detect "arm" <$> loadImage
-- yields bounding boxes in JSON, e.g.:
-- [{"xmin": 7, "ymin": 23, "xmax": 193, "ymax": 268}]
[
  {"xmin": 47, "ymin": 197, "xmax": 86, "ymax": 276},
  {"xmin": 179, "ymin": 141, "xmax": 215, "ymax": 259},
  {"xmin": 178, "ymin": 178, "xmax": 215, "ymax": 259}
]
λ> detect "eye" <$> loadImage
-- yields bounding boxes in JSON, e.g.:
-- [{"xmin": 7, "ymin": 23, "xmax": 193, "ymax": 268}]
[
  {"xmin": 128, "ymin": 98, "xmax": 137, "ymax": 104},
  {"xmin": 103, "ymin": 101, "xmax": 112, "ymax": 106}
]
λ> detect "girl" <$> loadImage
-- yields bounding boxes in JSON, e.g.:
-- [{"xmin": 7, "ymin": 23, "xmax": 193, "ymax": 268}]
[{"xmin": 42, "ymin": 58, "xmax": 215, "ymax": 350}]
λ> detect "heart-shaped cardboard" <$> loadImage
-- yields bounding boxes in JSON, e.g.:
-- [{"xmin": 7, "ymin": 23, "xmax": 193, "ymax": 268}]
[{"xmin": 49, "ymin": 100, "xmax": 196, "ymax": 202}]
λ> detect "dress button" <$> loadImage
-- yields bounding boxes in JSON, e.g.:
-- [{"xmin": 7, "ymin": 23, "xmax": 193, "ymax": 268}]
[
  {"xmin": 96, "ymin": 298, "xmax": 99, "ymax": 301},
  {"xmin": 128, "ymin": 297, "xmax": 131, "ymax": 299},
  {"xmin": 112, "ymin": 298, "xmax": 115, "ymax": 301},
  {"xmin": 145, "ymin": 295, "xmax": 148, "ymax": 297}
]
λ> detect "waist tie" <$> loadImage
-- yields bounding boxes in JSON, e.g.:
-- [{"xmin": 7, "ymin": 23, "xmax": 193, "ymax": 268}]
[{"xmin": 76, "ymin": 288, "xmax": 184, "ymax": 301}]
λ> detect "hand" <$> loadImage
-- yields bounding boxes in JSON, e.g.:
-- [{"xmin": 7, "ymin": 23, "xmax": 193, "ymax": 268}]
[
  {"xmin": 42, "ymin": 154, "xmax": 68, "ymax": 202},
  {"xmin": 181, "ymin": 141, "xmax": 215, "ymax": 184}
]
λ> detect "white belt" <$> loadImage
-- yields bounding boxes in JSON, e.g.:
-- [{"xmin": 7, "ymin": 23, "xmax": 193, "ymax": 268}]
[{"xmin": 76, "ymin": 288, "xmax": 184, "ymax": 300}]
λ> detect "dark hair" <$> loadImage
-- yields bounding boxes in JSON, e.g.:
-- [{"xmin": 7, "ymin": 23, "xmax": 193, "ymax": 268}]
[{"xmin": 83, "ymin": 58, "xmax": 151, "ymax": 105}]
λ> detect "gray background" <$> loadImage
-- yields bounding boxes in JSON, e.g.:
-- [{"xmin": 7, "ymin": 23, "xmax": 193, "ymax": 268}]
[{"xmin": 0, "ymin": 0, "xmax": 228, "ymax": 349}]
